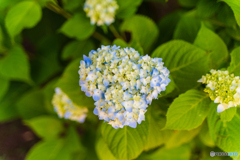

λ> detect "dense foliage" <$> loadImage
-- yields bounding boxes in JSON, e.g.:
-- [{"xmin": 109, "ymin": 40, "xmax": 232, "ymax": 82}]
[{"xmin": 0, "ymin": 0, "xmax": 240, "ymax": 159}]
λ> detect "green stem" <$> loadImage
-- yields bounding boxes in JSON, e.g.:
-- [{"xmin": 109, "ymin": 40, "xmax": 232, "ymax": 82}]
[
  {"xmin": 109, "ymin": 24, "xmax": 125, "ymax": 40},
  {"xmin": 46, "ymin": 2, "xmax": 72, "ymax": 19},
  {"xmin": 92, "ymin": 32, "xmax": 111, "ymax": 44}
]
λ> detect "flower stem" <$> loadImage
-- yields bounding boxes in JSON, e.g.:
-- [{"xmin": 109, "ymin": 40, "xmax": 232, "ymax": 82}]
[{"xmin": 109, "ymin": 24, "xmax": 125, "ymax": 40}]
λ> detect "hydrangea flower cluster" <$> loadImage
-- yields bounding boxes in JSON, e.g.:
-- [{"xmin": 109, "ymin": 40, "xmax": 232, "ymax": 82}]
[
  {"xmin": 52, "ymin": 87, "xmax": 88, "ymax": 123},
  {"xmin": 198, "ymin": 69, "xmax": 240, "ymax": 113},
  {"xmin": 79, "ymin": 45, "xmax": 171, "ymax": 129},
  {"xmin": 83, "ymin": 0, "xmax": 119, "ymax": 26}
]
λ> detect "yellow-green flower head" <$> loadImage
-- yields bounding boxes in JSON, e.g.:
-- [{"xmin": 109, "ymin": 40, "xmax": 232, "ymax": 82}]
[
  {"xmin": 84, "ymin": 0, "xmax": 119, "ymax": 26},
  {"xmin": 52, "ymin": 87, "xmax": 88, "ymax": 123},
  {"xmin": 198, "ymin": 69, "xmax": 240, "ymax": 113}
]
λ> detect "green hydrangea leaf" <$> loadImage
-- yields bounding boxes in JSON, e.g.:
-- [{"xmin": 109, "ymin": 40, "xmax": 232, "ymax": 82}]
[
  {"xmin": 60, "ymin": 13, "xmax": 95, "ymax": 40},
  {"xmin": 101, "ymin": 121, "xmax": 148, "ymax": 160},
  {"xmin": 207, "ymin": 102, "xmax": 240, "ymax": 158},
  {"xmin": 199, "ymin": 121, "xmax": 215, "ymax": 147},
  {"xmin": 26, "ymin": 126, "xmax": 85, "ymax": 160},
  {"xmin": 5, "ymin": 1, "xmax": 42, "ymax": 37},
  {"xmin": 228, "ymin": 47, "xmax": 240, "ymax": 76},
  {"xmin": 148, "ymin": 145, "xmax": 191, "ymax": 160},
  {"xmin": 62, "ymin": 40, "xmax": 95, "ymax": 60},
  {"xmin": 113, "ymin": 38, "xmax": 128, "ymax": 48},
  {"xmin": 25, "ymin": 116, "xmax": 64, "ymax": 140},
  {"xmin": 152, "ymin": 40, "xmax": 210, "ymax": 93},
  {"xmin": 0, "ymin": 82, "xmax": 30, "ymax": 122},
  {"xmin": 17, "ymin": 90, "xmax": 48, "ymax": 119},
  {"xmin": 194, "ymin": 23, "xmax": 228, "ymax": 69},
  {"xmin": 120, "ymin": 15, "xmax": 159, "ymax": 54},
  {"xmin": 96, "ymin": 137, "xmax": 117, "ymax": 160},
  {"xmin": 174, "ymin": 15, "xmax": 201, "ymax": 43},
  {"xmin": 0, "ymin": 46, "xmax": 32, "ymax": 83},
  {"xmin": 165, "ymin": 90, "xmax": 210, "ymax": 130},
  {"xmin": 220, "ymin": 107, "xmax": 237, "ymax": 122},
  {"xmin": 221, "ymin": 0, "xmax": 240, "ymax": 27},
  {"xmin": 116, "ymin": 0, "xmax": 143, "ymax": 19},
  {"xmin": 196, "ymin": 0, "xmax": 221, "ymax": 18}
]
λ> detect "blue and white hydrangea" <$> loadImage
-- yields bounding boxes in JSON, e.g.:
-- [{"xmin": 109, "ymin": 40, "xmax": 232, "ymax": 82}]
[
  {"xmin": 79, "ymin": 45, "xmax": 171, "ymax": 129},
  {"xmin": 83, "ymin": 0, "xmax": 119, "ymax": 26},
  {"xmin": 52, "ymin": 87, "xmax": 88, "ymax": 123}
]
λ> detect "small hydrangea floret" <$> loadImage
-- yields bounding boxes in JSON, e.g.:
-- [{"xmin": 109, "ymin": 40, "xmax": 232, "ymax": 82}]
[
  {"xmin": 79, "ymin": 45, "xmax": 171, "ymax": 129},
  {"xmin": 198, "ymin": 69, "xmax": 240, "ymax": 113},
  {"xmin": 52, "ymin": 87, "xmax": 88, "ymax": 123},
  {"xmin": 84, "ymin": 0, "xmax": 119, "ymax": 26}
]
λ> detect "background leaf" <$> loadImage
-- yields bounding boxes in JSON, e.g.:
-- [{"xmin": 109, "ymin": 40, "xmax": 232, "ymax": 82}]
[
  {"xmin": 174, "ymin": 15, "xmax": 201, "ymax": 43},
  {"xmin": 0, "ymin": 46, "xmax": 32, "ymax": 83},
  {"xmin": 220, "ymin": 107, "xmax": 237, "ymax": 122},
  {"xmin": 17, "ymin": 90, "xmax": 48, "ymax": 119},
  {"xmin": 228, "ymin": 47, "xmax": 240, "ymax": 76},
  {"xmin": 26, "ymin": 126, "xmax": 85, "ymax": 160},
  {"xmin": 194, "ymin": 23, "xmax": 228, "ymax": 69},
  {"xmin": 120, "ymin": 15, "xmax": 159, "ymax": 54},
  {"xmin": 148, "ymin": 145, "xmax": 191, "ymax": 160},
  {"xmin": 62, "ymin": 40, "xmax": 95, "ymax": 60},
  {"xmin": 60, "ymin": 13, "xmax": 95, "ymax": 40},
  {"xmin": 221, "ymin": 0, "xmax": 240, "ymax": 27},
  {"xmin": 5, "ymin": 1, "xmax": 42, "ymax": 37},
  {"xmin": 165, "ymin": 90, "xmax": 210, "ymax": 130},
  {"xmin": 116, "ymin": 0, "xmax": 143, "ymax": 19},
  {"xmin": 208, "ymin": 102, "xmax": 240, "ymax": 155},
  {"xmin": 25, "ymin": 116, "xmax": 64, "ymax": 140}
]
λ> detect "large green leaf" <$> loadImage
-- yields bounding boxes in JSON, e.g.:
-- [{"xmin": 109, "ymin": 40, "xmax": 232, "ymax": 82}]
[
  {"xmin": 221, "ymin": 0, "xmax": 240, "ymax": 27},
  {"xmin": 148, "ymin": 145, "xmax": 191, "ymax": 160},
  {"xmin": 60, "ymin": 13, "xmax": 95, "ymax": 40},
  {"xmin": 158, "ymin": 11, "xmax": 183, "ymax": 44},
  {"xmin": 152, "ymin": 40, "xmax": 210, "ymax": 93},
  {"xmin": 62, "ymin": 40, "xmax": 94, "ymax": 60},
  {"xmin": 220, "ymin": 107, "xmax": 237, "ymax": 122},
  {"xmin": 120, "ymin": 15, "xmax": 159, "ymax": 53},
  {"xmin": 17, "ymin": 90, "xmax": 48, "ymax": 119},
  {"xmin": 5, "ymin": 1, "xmax": 42, "ymax": 37},
  {"xmin": 194, "ymin": 24, "xmax": 228, "ymax": 69},
  {"xmin": 228, "ymin": 47, "xmax": 240, "ymax": 76},
  {"xmin": 101, "ymin": 122, "xmax": 148, "ymax": 160},
  {"xmin": 196, "ymin": 0, "xmax": 220, "ymax": 18},
  {"xmin": 0, "ymin": 82, "xmax": 30, "ymax": 122},
  {"xmin": 173, "ymin": 15, "xmax": 201, "ymax": 43},
  {"xmin": 116, "ymin": 0, "xmax": 143, "ymax": 19},
  {"xmin": 165, "ymin": 90, "xmax": 210, "ymax": 130},
  {"xmin": 25, "ymin": 116, "xmax": 64, "ymax": 140},
  {"xmin": 199, "ymin": 121, "xmax": 215, "ymax": 147},
  {"xmin": 207, "ymin": 102, "xmax": 240, "ymax": 157},
  {"xmin": 26, "ymin": 126, "xmax": 85, "ymax": 160},
  {"xmin": 30, "ymin": 35, "xmax": 63, "ymax": 85},
  {"xmin": 165, "ymin": 126, "xmax": 201, "ymax": 149},
  {"xmin": 57, "ymin": 59, "xmax": 94, "ymax": 108},
  {"xmin": 96, "ymin": 137, "xmax": 117, "ymax": 160},
  {"xmin": 0, "ymin": 46, "xmax": 32, "ymax": 83}
]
